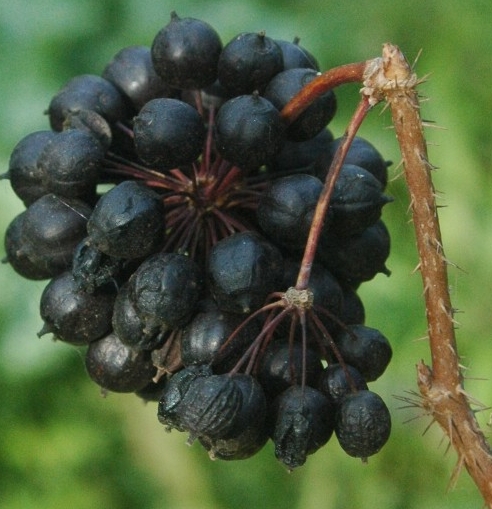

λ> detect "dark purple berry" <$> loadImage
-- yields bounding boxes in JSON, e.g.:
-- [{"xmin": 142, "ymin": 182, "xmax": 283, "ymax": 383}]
[
  {"xmin": 133, "ymin": 98, "xmax": 205, "ymax": 171},
  {"xmin": 333, "ymin": 324, "xmax": 392, "ymax": 382},
  {"xmin": 208, "ymin": 231, "xmax": 283, "ymax": 314},
  {"xmin": 335, "ymin": 390, "xmax": 391, "ymax": 458},
  {"xmin": 38, "ymin": 271, "xmax": 116, "ymax": 345},
  {"xmin": 151, "ymin": 12, "xmax": 223, "ymax": 90},
  {"xmin": 272, "ymin": 385, "xmax": 335, "ymax": 469},
  {"xmin": 38, "ymin": 128, "xmax": 104, "ymax": 199},
  {"xmin": 103, "ymin": 45, "xmax": 175, "ymax": 112},
  {"xmin": 85, "ymin": 332, "xmax": 156, "ymax": 393},
  {"xmin": 263, "ymin": 67, "xmax": 337, "ymax": 141},
  {"xmin": 47, "ymin": 74, "xmax": 128, "ymax": 131},
  {"xmin": 87, "ymin": 180, "xmax": 166, "ymax": 259},
  {"xmin": 214, "ymin": 93, "xmax": 284, "ymax": 170},
  {"xmin": 5, "ymin": 130, "xmax": 56, "ymax": 205},
  {"xmin": 129, "ymin": 252, "xmax": 203, "ymax": 333},
  {"xmin": 218, "ymin": 32, "xmax": 283, "ymax": 95},
  {"xmin": 199, "ymin": 374, "xmax": 268, "ymax": 460},
  {"xmin": 275, "ymin": 38, "xmax": 320, "ymax": 71},
  {"xmin": 318, "ymin": 364, "xmax": 368, "ymax": 406}
]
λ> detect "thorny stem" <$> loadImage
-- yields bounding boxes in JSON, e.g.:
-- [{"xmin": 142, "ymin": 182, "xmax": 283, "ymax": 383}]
[{"xmin": 362, "ymin": 44, "xmax": 492, "ymax": 506}]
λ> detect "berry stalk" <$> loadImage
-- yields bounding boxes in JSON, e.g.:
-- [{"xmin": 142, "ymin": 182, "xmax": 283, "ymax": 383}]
[{"xmin": 294, "ymin": 95, "xmax": 371, "ymax": 290}]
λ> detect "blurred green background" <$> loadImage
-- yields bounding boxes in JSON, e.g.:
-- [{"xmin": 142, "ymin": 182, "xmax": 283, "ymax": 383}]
[{"xmin": 1, "ymin": 1, "xmax": 491, "ymax": 508}]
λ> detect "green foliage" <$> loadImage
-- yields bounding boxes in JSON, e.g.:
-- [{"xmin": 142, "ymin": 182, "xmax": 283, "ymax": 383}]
[{"xmin": 1, "ymin": 1, "xmax": 491, "ymax": 508}]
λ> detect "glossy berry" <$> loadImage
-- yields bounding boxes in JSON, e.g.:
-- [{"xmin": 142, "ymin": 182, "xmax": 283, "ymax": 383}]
[
  {"xmin": 5, "ymin": 130, "xmax": 56, "ymax": 205},
  {"xmin": 327, "ymin": 164, "xmax": 392, "ymax": 236},
  {"xmin": 275, "ymin": 38, "xmax": 319, "ymax": 71},
  {"xmin": 37, "ymin": 128, "xmax": 104, "ymax": 199},
  {"xmin": 334, "ymin": 324, "xmax": 392, "ymax": 382},
  {"xmin": 319, "ymin": 220, "xmax": 391, "ymax": 286},
  {"xmin": 151, "ymin": 12, "xmax": 223, "ymax": 90},
  {"xmin": 257, "ymin": 173, "xmax": 323, "ymax": 251},
  {"xmin": 315, "ymin": 136, "xmax": 390, "ymax": 189},
  {"xmin": 263, "ymin": 67, "xmax": 337, "ymax": 141},
  {"xmin": 47, "ymin": 74, "xmax": 128, "ymax": 131},
  {"xmin": 3, "ymin": 212, "xmax": 51, "ymax": 280},
  {"xmin": 38, "ymin": 271, "xmax": 116, "ymax": 345},
  {"xmin": 218, "ymin": 32, "xmax": 283, "ymax": 95},
  {"xmin": 214, "ymin": 93, "xmax": 284, "ymax": 169},
  {"xmin": 318, "ymin": 364, "xmax": 368, "ymax": 406},
  {"xmin": 10, "ymin": 194, "xmax": 92, "ymax": 279},
  {"xmin": 268, "ymin": 128, "xmax": 333, "ymax": 174},
  {"xmin": 257, "ymin": 341, "xmax": 324, "ymax": 400},
  {"xmin": 181, "ymin": 307, "xmax": 259, "ymax": 372},
  {"xmin": 133, "ymin": 97, "xmax": 206, "ymax": 171},
  {"xmin": 208, "ymin": 231, "xmax": 283, "ymax": 314},
  {"xmin": 85, "ymin": 332, "xmax": 156, "ymax": 393},
  {"xmin": 103, "ymin": 45, "xmax": 175, "ymax": 112}
]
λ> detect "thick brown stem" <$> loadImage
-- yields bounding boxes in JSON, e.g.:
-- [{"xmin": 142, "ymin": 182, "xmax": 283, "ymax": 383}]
[{"xmin": 363, "ymin": 43, "xmax": 492, "ymax": 506}]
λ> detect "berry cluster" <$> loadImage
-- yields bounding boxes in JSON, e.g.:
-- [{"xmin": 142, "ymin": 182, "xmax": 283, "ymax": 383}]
[{"xmin": 2, "ymin": 12, "xmax": 393, "ymax": 469}]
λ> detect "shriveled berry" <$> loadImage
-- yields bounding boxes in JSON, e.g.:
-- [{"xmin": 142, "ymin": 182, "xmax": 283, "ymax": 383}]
[
  {"xmin": 177, "ymin": 373, "xmax": 243, "ymax": 441},
  {"xmin": 87, "ymin": 180, "xmax": 166, "ymax": 259},
  {"xmin": 72, "ymin": 238, "xmax": 132, "ymax": 293},
  {"xmin": 129, "ymin": 252, "xmax": 203, "ymax": 333},
  {"xmin": 63, "ymin": 109, "xmax": 112, "ymax": 151},
  {"xmin": 158, "ymin": 365, "xmax": 213, "ymax": 431},
  {"xmin": 199, "ymin": 373, "xmax": 268, "ymax": 460},
  {"xmin": 112, "ymin": 282, "xmax": 163, "ymax": 351},
  {"xmin": 272, "ymin": 385, "xmax": 335, "ymax": 469},
  {"xmin": 335, "ymin": 390, "xmax": 391, "ymax": 458}
]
